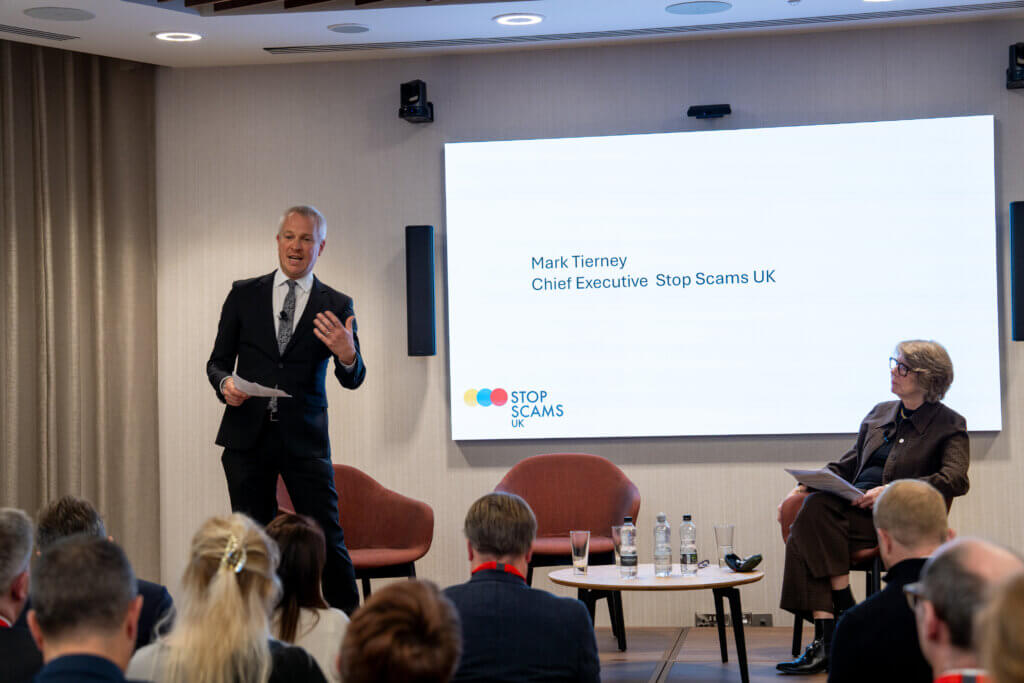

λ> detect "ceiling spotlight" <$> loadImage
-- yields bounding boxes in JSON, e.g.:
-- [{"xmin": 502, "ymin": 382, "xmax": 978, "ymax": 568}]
[
  {"xmin": 493, "ymin": 13, "xmax": 544, "ymax": 26},
  {"xmin": 153, "ymin": 32, "xmax": 202, "ymax": 42},
  {"xmin": 328, "ymin": 23, "xmax": 370, "ymax": 34},
  {"xmin": 24, "ymin": 7, "xmax": 95, "ymax": 21},
  {"xmin": 665, "ymin": 1, "xmax": 732, "ymax": 14}
]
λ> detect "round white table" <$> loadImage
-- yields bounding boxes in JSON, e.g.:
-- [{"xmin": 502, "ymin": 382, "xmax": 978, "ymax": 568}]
[{"xmin": 549, "ymin": 563, "xmax": 764, "ymax": 683}]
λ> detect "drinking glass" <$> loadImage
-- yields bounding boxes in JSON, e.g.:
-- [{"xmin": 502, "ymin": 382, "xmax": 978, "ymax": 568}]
[
  {"xmin": 570, "ymin": 530, "xmax": 590, "ymax": 575},
  {"xmin": 714, "ymin": 524, "xmax": 735, "ymax": 569},
  {"xmin": 610, "ymin": 525, "xmax": 623, "ymax": 566}
]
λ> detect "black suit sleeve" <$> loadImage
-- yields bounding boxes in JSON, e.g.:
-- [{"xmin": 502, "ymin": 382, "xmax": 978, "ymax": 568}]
[
  {"xmin": 207, "ymin": 284, "xmax": 243, "ymax": 403},
  {"xmin": 331, "ymin": 296, "xmax": 366, "ymax": 390},
  {"xmin": 827, "ymin": 609, "xmax": 863, "ymax": 683},
  {"xmin": 572, "ymin": 600, "xmax": 601, "ymax": 683}
]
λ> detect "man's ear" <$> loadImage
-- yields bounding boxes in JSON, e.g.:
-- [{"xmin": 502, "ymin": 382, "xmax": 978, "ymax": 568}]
[
  {"xmin": 318, "ymin": 238, "xmax": 327, "ymax": 256},
  {"xmin": 921, "ymin": 600, "xmax": 942, "ymax": 645},
  {"xmin": 876, "ymin": 528, "xmax": 893, "ymax": 556},
  {"xmin": 11, "ymin": 570, "xmax": 29, "ymax": 603},
  {"xmin": 945, "ymin": 527, "xmax": 956, "ymax": 542},
  {"xmin": 27, "ymin": 610, "xmax": 45, "ymax": 652},
  {"xmin": 124, "ymin": 595, "xmax": 143, "ymax": 643},
  {"xmin": 466, "ymin": 540, "xmax": 475, "ymax": 564},
  {"xmin": 524, "ymin": 548, "xmax": 533, "ymax": 564}
]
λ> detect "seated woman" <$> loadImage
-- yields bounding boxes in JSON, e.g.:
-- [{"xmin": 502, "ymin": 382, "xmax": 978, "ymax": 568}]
[
  {"xmin": 266, "ymin": 513, "xmax": 349, "ymax": 679},
  {"xmin": 776, "ymin": 340, "xmax": 969, "ymax": 675},
  {"xmin": 127, "ymin": 514, "xmax": 327, "ymax": 683}
]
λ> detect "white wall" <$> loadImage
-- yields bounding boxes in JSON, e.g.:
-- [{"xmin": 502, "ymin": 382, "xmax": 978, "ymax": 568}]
[{"xmin": 157, "ymin": 17, "xmax": 1024, "ymax": 627}]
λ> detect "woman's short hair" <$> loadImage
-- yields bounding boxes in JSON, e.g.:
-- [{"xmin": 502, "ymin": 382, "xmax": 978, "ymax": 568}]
[
  {"xmin": 897, "ymin": 340, "xmax": 954, "ymax": 402},
  {"xmin": 463, "ymin": 492, "xmax": 537, "ymax": 559},
  {"xmin": 339, "ymin": 580, "xmax": 461, "ymax": 683},
  {"xmin": 265, "ymin": 513, "xmax": 328, "ymax": 643},
  {"xmin": 979, "ymin": 570, "xmax": 1024, "ymax": 683},
  {"xmin": 159, "ymin": 514, "xmax": 281, "ymax": 683}
]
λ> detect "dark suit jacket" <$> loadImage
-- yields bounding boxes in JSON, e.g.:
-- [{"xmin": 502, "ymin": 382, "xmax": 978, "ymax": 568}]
[
  {"xmin": 443, "ymin": 570, "xmax": 600, "ymax": 683},
  {"xmin": 32, "ymin": 654, "xmax": 138, "ymax": 683},
  {"xmin": 828, "ymin": 558, "xmax": 932, "ymax": 683},
  {"xmin": 0, "ymin": 626, "xmax": 42, "ymax": 683},
  {"xmin": 826, "ymin": 401, "xmax": 969, "ymax": 500},
  {"xmin": 207, "ymin": 271, "xmax": 365, "ymax": 457}
]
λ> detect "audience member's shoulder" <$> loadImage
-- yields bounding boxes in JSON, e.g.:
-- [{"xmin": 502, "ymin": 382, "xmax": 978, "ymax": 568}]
[
  {"xmin": 138, "ymin": 580, "xmax": 173, "ymax": 608},
  {"xmin": 0, "ymin": 627, "xmax": 43, "ymax": 683},
  {"xmin": 125, "ymin": 642, "xmax": 165, "ymax": 681},
  {"xmin": 231, "ymin": 274, "xmax": 270, "ymax": 290},
  {"xmin": 269, "ymin": 639, "xmax": 328, "ymax": 683}
]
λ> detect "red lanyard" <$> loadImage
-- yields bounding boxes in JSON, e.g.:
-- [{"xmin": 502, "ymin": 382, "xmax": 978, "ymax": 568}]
[{"xmin": 472, "ymin": 561, "xmax": 526, "ymax": 581}]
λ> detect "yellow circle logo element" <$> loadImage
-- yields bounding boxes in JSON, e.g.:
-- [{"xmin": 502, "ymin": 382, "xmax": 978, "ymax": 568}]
[{"xmin": 463, "ymin": 389, "xmax": 478, "ymax": 407}]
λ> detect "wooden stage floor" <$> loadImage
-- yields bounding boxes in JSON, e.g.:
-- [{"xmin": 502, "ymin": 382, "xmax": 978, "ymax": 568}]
[{"xmin": 598, "ymin": 625, "xmax": 828, "ymax": 683}]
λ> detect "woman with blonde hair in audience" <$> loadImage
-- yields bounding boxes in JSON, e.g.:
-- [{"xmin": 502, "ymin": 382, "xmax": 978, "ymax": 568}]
[
  {"xmin": 979, "ymin": 570, "xmax": 1024, "ymax": 683},
  {"xmin": 266, "ymin": 513, "xmax": 349, "ymax": 678},
  {"xmin": 127, "ymin": 513, "xmax": 327, "ymax": 683}
]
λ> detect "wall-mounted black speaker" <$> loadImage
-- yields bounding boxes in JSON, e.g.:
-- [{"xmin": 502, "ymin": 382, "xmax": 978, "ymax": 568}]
[
  {"xmin": 1012, "ymin": 203, "xmax": 1024, "ymax": 341},
  {"xmin": 405, "ymin": 225, "xmax": 436, "ymax": 356}
]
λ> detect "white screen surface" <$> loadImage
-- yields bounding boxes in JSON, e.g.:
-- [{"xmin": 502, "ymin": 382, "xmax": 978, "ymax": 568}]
[{"xmin": 444, "ymin": 116, "xmax": 1000, "ymax": 440}]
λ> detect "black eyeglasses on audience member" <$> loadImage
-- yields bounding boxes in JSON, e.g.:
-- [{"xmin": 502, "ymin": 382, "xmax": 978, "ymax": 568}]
[{"xmin": 889, "ymin": 357, "xmax": 913, "ymax": 377}]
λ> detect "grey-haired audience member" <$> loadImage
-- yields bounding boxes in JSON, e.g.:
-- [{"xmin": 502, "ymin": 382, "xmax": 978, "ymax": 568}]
[
  {"xmin": 0, "ymin": 508, "xmax": 41, "ymax": 683},
  {"xmin": 911, "ymin": 537, "xmax": 1023, "ymax": 683},
  {"xmin": 27, "ymin": 536, "xmax": 143, "ymax": 683}
]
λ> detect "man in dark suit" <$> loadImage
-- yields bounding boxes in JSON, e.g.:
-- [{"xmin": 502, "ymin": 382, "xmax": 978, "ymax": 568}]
[
  {"xmin": 28, "ymin": 496, "xmax": 173, "ymax": 651},
  {"xmin": 207, "ymin": 205, "xmax": 366, "ymax": 613},
  {"xmin": 828, "ymin": 479, "xmax": 951, "ymax": 683},
  {"xmin": 27, "ymin": 536, "xmax": 143, "ymax": 683},
  {"xmin": 0, "ymin": 508, "xmax": 42, "ymax": 683},
  {"xmin": 443, "ymin": 493, "xmax": 600, "ymax": 683}
]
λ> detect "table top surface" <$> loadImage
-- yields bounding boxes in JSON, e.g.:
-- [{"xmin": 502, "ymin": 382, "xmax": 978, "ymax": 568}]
[{"xmin": 548, "ymin": 563, "xmax": 764, "ymax": 591}]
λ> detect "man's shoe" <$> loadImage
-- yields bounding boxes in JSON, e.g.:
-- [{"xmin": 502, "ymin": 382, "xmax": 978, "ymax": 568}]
[{"xmin": 775, "ymin": 638, "xmax": 828, "ymax": 675}]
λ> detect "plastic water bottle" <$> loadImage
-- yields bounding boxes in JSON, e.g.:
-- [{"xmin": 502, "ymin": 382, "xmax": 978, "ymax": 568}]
[
  {"xmin": 653, "ymin": 512, "xmax": 672, "ymax": 577},
  {"xmin": 619, "ymin": 516, "xmax": 638, "ymax": 578},
  {"xmin": 680, "ymin": 514, "xmax": 698, "ymax": 576}
]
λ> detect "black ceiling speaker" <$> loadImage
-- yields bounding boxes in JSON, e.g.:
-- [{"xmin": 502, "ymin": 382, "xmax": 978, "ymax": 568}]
[
  {"xmin": 1008, "ymin": 43, "xmax": 1024, "ymax": 89},
  {"xmin": 687, "ymin": 104, "xmax": 731, "ymax": 119}
]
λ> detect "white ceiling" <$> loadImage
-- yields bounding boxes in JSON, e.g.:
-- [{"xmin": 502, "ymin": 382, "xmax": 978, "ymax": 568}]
[{"xmin": 0, "ymin": 0, "xmax": 1022, "ymax": 68}]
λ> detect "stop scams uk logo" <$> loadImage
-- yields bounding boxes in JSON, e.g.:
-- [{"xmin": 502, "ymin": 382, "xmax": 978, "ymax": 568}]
[{"xmin": 463, "ymin": 388, "xmax": 508, "ymax": 407}]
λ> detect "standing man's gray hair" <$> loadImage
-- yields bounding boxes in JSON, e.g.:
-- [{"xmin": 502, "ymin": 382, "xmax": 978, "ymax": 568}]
[
  {"xmin": 0, "ymin": 509, "xmax": 33, "ymax": 592},
  {"xmin": 279, "ymin": 205, "xmax": 327, "ymax": 241}
]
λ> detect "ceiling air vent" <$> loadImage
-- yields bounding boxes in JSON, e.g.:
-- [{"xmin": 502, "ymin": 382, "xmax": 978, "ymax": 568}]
[
  {"xmin": 265, "ymin": 1, "xmax": 1024, "ymax": 54},
  {"xmin": 0, "ymin": 23, "xmax": 78, "ymax": 41}
]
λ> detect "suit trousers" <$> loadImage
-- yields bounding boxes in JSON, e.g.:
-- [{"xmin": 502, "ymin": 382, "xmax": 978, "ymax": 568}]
[
  {"xmin": 780, "ymin": 492, "xmax": 877, "ymax": 614},
  {"xmin": 221, "ymin": 416, "xmax": 359, "ymax": 614}
]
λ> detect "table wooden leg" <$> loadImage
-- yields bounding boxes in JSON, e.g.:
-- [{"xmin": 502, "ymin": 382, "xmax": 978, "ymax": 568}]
[
  {"xmin": 712, "ymin": 588, "xmax": 728, "ymax": 663},
  {"xmin": 723, "ymin": 587, "xmax": 750, "ymax": 683}
]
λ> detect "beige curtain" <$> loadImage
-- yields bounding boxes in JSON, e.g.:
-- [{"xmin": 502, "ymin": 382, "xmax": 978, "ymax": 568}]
[{"xmin": 0, "ymin": 40, "xmax": 160, "ymax": 579}]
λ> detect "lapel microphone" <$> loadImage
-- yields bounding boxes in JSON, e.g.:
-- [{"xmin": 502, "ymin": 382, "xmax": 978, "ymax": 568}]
[{"xmin": 279, "ymin": 310, "xmax": 289, "ymax": 322}]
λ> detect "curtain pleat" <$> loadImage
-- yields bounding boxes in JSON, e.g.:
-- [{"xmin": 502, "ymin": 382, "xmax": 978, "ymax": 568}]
[{"xmin": 0, "ymin": 39, "xmax": 160, "ymax": 580}]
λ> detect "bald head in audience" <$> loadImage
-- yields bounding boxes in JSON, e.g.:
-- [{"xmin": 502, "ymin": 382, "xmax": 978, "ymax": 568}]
[
  {"xmin": 873, "ymin": 479, "xmax": 951, "ymax": 569},
  {"xmin": 912, "ymin": 538, "xmax": 1024, "ymax": 678}
]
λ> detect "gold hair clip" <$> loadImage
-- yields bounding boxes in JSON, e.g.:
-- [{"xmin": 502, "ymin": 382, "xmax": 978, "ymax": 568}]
[{"xmin": 219, "ymin": 533, "xmax": 247, "ymax": 574}]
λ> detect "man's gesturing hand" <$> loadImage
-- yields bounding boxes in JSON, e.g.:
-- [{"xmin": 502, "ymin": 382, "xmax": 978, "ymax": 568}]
[
  {"xmin": 313, "ymin": 311, "xmax": 357, "ymax": 365},
  {"xmin": 222, "ymin": 377, "xmax": 250, "ymax": 407}
]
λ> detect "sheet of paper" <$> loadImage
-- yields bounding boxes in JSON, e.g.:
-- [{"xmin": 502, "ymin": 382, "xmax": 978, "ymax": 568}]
[
  {"xmin": 784, "ymin": 467, "xmax": 863, "ymax": 503},
  {"xmin": 232, "ymin": 374, "xmax": 291, "ymax": 398}
]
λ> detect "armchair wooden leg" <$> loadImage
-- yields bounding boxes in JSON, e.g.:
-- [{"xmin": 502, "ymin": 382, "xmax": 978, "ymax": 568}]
[{"xmin": 361, "ymin": 577, "xmax": 372, "ymax": 601}]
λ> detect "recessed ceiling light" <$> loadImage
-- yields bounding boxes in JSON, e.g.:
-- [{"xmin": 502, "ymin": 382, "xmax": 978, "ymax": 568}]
[
  {"xmin": 665, "ymin": 1, "xmax": 732, "ymax": 15},
  {"xmin": 153, "ymin": 32, "xmax": 202, "ymax": 42},
  {"xmin": 328, "ymin": 23, "xmax": 370, "ymax": 34},
  {"xmin": 493, "ymin": 13, "xmax": 544, "ymax": 26},
  {"xmin": 24, "ymin": 7, "xmax": 94, "ymax": 21}
]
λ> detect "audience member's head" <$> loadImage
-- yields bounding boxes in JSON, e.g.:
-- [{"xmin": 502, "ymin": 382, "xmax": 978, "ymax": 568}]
[
  {"xmin": 158, "ymin": 514, "xmax": 280, "ymax": 683},
  {"xmin": 265, "ymin": 513, "xmax": 329, "ymax": 643},
  {"xmin": 979, "ymin": 570, "xmax": 1024, "ymax": 683},
  {"xmin": 463, "ymin": 492, "xmax": 537, "ymax": 566},
  {"xmin": 0, "ymin": 508, "xmax": 34, "ymax": 623},
  {"xmin": 911, "ymin": 537, "xmax": 1024, "ymax": 675},
  {"xmin": 36, "ymin": 495, "xmax": 107, "ymax": 551},
  {"xmin": 27, "ymin": 536, "xmax": 141, "ymax": 670},
  {"xmin": 872, "ymin": 479, "xmax": 950, "ymax": 569},
  {"xmin": 338, "ymin": 580, "xmax": 460, "ymax": 683}
]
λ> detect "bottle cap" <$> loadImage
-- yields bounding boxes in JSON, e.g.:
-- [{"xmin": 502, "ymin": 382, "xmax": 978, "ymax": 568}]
[
  {"xmin": 682, "ymin": 514, "xmax": 692, "ymax": 521},
  {"xmin": 656, "ymin": 513, "xmax": 667, "ymax": 522},
  {"xmin": 624, "ymin": 516, "xmax": 633, "ymax": 524}
]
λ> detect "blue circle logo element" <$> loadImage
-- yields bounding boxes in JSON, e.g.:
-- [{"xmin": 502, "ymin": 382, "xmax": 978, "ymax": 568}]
[{"xmin": 476, "ymin": 388, "xmax": 492, "ymax": 407}]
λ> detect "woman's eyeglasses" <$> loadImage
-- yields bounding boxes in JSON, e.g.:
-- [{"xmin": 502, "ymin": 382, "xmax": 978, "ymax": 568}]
[{"xmin": 889, "ymin": 357, "xmax": 913, "ymax": 377}]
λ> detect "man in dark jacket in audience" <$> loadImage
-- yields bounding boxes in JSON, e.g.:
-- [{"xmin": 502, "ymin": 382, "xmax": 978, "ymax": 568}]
[
  {"xmin": 829, "ymin": 479, "xmax": 950, "ymax": 683},
  {"xmin": 443, "ymin": 492, "xmax": 600, "ymax": 683},
  {"xmin": 0, "ymin": 508, "xmax": 42, "ymax": 683}
]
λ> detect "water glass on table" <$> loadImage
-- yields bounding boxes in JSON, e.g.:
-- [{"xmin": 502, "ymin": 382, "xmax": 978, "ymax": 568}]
[
  {"xmin": 714, "ymin": 523, "xmax": 735, "ymax": 569},
  {"xmin": 570, "ymin": 530, "xmax": 591, "ymax": 575},
  {"xmin": 610, "ymin": 525, "xmax": 623, "ymax": 565}
]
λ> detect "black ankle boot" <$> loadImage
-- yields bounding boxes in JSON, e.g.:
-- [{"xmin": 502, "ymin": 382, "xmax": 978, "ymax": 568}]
[
  {"xmin": 776, "ymin": 618, "xmax": 832, "ymax": 674},
  {"xmin": 832, "ymin": 587, "xmax": 855, "ymax": 616}
]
